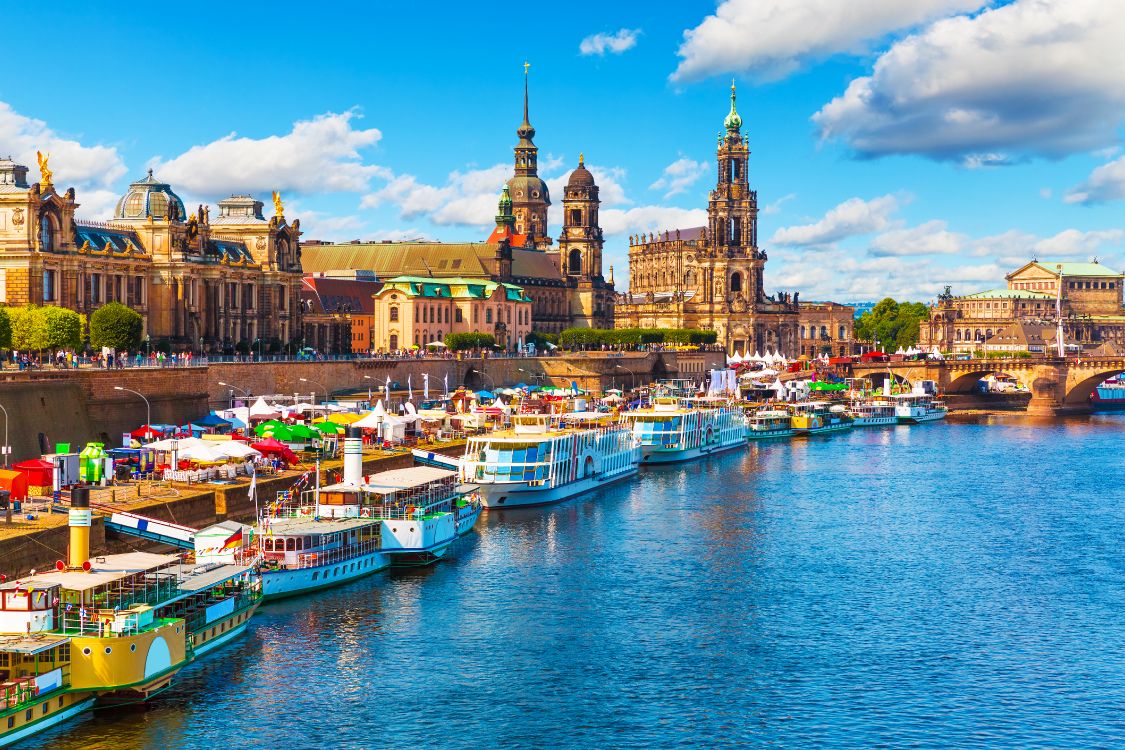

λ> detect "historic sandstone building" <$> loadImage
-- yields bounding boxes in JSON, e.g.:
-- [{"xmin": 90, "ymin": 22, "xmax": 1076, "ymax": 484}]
[
  {"xmin": 920, "ymin": 260, "xmax": 1125, "ymax": 353},
  {"xmin": 0, "ymin": 157, "xmax": 303, "ymax": 348},
  {"xmin": 614, "ymin": 85, "xmax": 805, "ymax": 356}
]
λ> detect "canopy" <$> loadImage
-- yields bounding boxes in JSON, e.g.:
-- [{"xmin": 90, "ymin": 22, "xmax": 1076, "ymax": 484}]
[
  {"xmin": 178, "ymin": 443, "xmax": 228, "ymax": 463},
  {"xmin": 0, "ymin": 469, "xmax": 28, "ymax": 501},
  {"xmin": 312, "ymin": 421, "xmax": 345, "ymax": 435},
  {"xmin": 327, "ymin": 412, "xmax": 363, "ymax": 425},
  {"xmin": 425, "ymin": 341, "xmax": 447, "ymax": 348},
  {"xmin": 145, "ymin": 436, "xmax": 209, "ymax": 452},
  {"xmin": 13, "ymin": 459, "xmax": 53, "ymax": 486},
  {"xmin": 211, "ymin": 441, "xmax": 261, "ymax": 459},
  {"xmin": 860, "ymin": 351, "xmax": 888, "ymax": 359},
  {"xmin": 372, "ymin": 400, "xmax": 387, "ymax": 417},
  {"xmin": 476, "ymin": 390, "xmax": 495, "ymax": 399},
  {"xmin": 288, "ymin": 424, "xmax": 320, "ymax": 441},
  {"xmin": 353, "ymin": 411, "xmax": 385, "ymax": 429},
  {"xmin": 130, "ymin": 425, "xmax": 161, "ymax": 439},
  {"xmin": 254, "ymin": 420, "xmax": 288, "ymax": 436},
  {"xmin": 248, "ymin": 396, "xmax": 281, "ymax": 419},
  {"xmin": 250, "ymin": 439, "xmax": 299, "ymax": 463},
  {"xmin": 193, "ymin": 413, "xmax": 232, "ymax": 427}
]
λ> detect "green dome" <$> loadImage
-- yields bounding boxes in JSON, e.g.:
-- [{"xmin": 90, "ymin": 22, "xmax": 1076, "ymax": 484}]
[{"xmin": 724, "ymin": 82, "xmax": 742, "ymax": 132}]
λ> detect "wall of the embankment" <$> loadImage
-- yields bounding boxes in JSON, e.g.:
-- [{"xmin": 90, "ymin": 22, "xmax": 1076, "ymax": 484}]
[{"xmin": 0, "ymin": 351, "xmax": 722, "ymax": 462}]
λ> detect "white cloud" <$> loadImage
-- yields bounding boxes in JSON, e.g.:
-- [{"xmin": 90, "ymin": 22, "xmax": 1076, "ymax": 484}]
[
  {"xmin": 813, "ymin": 0, "xmax": 1125, "ymax": 161},
  {"xmin": 648, "ymin": 157, "xmax": 708, "ymax": 198},
  {"xmin": 0, "ymin": 100, "xmax": 127, "ymax": 192},
  {"xmin": 73, "ymin": 190, "xmax": 123, "ymax": 220},
  {"xmin": 770, "ymin": 194, "xmax": 898, "ymax": 246},
  {"xmin": 151, "ymin": 111, "xmax": 387, "ymax": 196},
  {"xmin": 600, "ymin": 206, "xmax": 709, "ymax": 238},
  {"xmin": 762, "ymin": 193, "xmax": 797, "ymax": 216},
  {"xmin": 1032, "ymin": 228, "xmax": 1125, "ymax": 258},
  {"xmin": 1065, "ymin": 155, "xmax": 1125, "ymax": 204},
  {"xmin": 671, "ymin": 0, "xmax": 986, "ymax": 82},
  {"xmin": 579, "ymin": 29, "xmax": 641, "ymax": 56},
  {"xmin": 869, "ymin": 219, "xmax": 966, "ymax": 256},
  {"xmin": 362, "ymin": 163, "xmax": 511, "ymax": 228}
]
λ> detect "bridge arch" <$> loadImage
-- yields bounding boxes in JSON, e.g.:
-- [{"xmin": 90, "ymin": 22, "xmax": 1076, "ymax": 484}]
[
  {"xmin": 945, "ymin": 367, "xmax": 1029, "ymax": 394},
  {"xmin": 1063, "ymin": 367, "xmax": 1124, "ymax": 406}
]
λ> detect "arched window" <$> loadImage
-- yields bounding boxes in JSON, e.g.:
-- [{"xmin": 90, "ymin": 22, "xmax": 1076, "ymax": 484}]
[
  {"xmin": 455, "ymin": 308, "xmax": 463, "ymax": 323},
  {"xmin": 486, "ymin": 308, "xmax": 493, "ymax": 324},
  {"xmin": 568, "ymin": 249, "xmax": 582, "ymax": 275},
  {"xmin": 956, "ymin": 329, "xmax": 962, "ymax": 341},
  {"xmin": 730, "ymin": 272, "xmax": 742, "ymax": 293},
  {"xmin": 838, "ymin": 325, "xmax": 846, "ymax": 339},
  {"xmin": 38, "ymin": 212, "xmax": 58, "ymax": 252},
  {"xmin": 286, "ymin": 538, "xmax": 296, "ymax": 551},
  {"xmin": 820, "ymin": 325, "xmax": 828, "ymax": 339},
  {"xmin": 389, "ymin": 306, "xmax": 399, "ymax": 322},
  {"xmin": 800, "ymin": 326, "xmax": 806, "ymax": 339}
]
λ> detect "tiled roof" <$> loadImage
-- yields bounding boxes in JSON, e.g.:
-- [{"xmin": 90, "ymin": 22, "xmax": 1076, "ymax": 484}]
[
  {"xmin": 381, "ymin": 276, "xmax": 531, "ymax": 302},
  {"xmin": 511, "ymin": 249, "xmax": 563, "ymax": 281},
  {"xmin": 301, "ymin": 277, "xmax": 381, "ymax": 315},
  {"xmin": 1019, "ymin": 261, "xmax": 1122, "ymax": 278},
  {"xmin": 206, "ymin": 238, "xmax": 254, "ymax": 263},
  {"xmin": 300, "ymin": 242, "xmax": 493, "ymax": 278},
  {"xmin": 75, "ymin": 223, "xmax": 146, "ymax": 254}
]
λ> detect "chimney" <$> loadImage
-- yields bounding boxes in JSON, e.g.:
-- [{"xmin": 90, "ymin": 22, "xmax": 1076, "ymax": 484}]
[
  {"xmin": 343, "ymin": 427, "xmax": 363, "ymax": 486},
  {"xmin": 68, "ymin": 486, "xmax": 92, "ymax": 571}
]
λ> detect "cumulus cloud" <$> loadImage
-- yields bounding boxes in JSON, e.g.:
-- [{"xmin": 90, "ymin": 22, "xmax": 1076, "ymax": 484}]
[
  {"xmin": 770, "ymin": 195, "xmax": 898, "ymax": 246},
  {"xmin": 600, "ymin": 206, "xmax": 709, "ymax": 238},
  {"xmin": 579, "ymin": 29, "xmax": 640, "ymax": 56},
  {"xmin": 1065, "ymin": 155, "xmax": 1125, "ymax": 204},
  {"xmin": 648, "ymin": 157, "xmax": 708, "ymax": 198},
  {"xmin": 1033, "ymin": 228, "xmax": 1125, "ymax": 257},
  {"xmin": 761, "ymin": 193, "xmax": 797, "ymax": 216},
  {"xmin": 0, "ymin": 100, "xmax": 127, "ymax": 192},
  {"xmin": 813, "ymin": 0, "xmax": 1125, "ymax": 161},
  {"xmin": 671, "ymin": 0, "xmax": 986, "ymax": 82},
  {"xmin": 869, "ymin": 219, "xmax": 966, "ymax": 256},
  {"xmin": 362, "ymin": 164, "xmax": 511, "ymax": 228},
  {"xmin": 151, "ymin": 111, "xmax": 387, "ymax": 196}
]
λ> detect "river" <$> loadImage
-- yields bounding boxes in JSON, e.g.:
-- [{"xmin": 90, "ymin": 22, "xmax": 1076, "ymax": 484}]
[{"xmin": 26, "ymin": 414, "xmax": 1125, "ymax": 749}]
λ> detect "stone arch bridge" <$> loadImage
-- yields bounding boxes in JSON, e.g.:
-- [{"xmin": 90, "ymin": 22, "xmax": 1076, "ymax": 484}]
[{"xmin": 849, "ymin": 357, "xmax": 1125, "ymax": 416}]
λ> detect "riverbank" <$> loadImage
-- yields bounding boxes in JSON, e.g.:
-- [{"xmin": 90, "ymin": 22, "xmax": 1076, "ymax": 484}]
[{"xmin": 0, "ymin": 439, "xmax": 467, "ymax": 577}]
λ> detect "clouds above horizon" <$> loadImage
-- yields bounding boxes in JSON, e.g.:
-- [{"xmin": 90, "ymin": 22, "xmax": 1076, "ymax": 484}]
[
  {"xmin": 771, "ymin": 195, "xmax": 899, "ymax": 247},
  {"xmin": 579, "ymin": 29, "xmax": 640, "ymax": 56},
  {"xmin": 1066, "ymin": 155, "xmax": 1125, "ymax": 205},
  {"xmin": 671, "ymin": 0, "xmax": 987, "ymax": 82},
  {"xmin": 813, "ymin": 0, "xmax": 1125, "ymax": 163},
  {"xmin": 150, "ymin": 111, "xmax": 387, "ymax": 196},
  {"xmin": 648, "ymin": 156, "xmax": 708, "ymax": 198}
]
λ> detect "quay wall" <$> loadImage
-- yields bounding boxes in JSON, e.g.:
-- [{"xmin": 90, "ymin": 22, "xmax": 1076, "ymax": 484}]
[{"xmin": 0, "ymin": 351, "xmax": 722, "ymax": 462}]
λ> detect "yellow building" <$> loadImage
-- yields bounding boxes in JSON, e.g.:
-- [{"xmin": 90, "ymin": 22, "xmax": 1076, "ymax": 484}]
[
  {"xmin": 0, "ymin": 158, "xmax": 304, "ymax": 350},
  {"xmin": 371, "ymin": 276, "xmax": 533, "ymax": 351}
]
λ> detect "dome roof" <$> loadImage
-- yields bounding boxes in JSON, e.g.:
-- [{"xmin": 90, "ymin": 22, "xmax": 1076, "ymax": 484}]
[
  {"xmin": 114, "ymin": 169, "xmax": 187, "ymax": 221},
  {"xmin": 724, "ymin": 82, "xmax": 742, "ymax": 132},
  {"xmin": 567, "ymin": 154, "xmax": 595, "ymax": 187},
  {"xmin": 506, "ymin": 174, "xmax": 551, "ymax": 205}
]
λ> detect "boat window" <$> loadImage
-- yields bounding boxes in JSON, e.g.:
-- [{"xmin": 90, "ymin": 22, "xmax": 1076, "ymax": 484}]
[{"xmin": 286, "ymin": 538, "xmax": 296, "ymax": 551}]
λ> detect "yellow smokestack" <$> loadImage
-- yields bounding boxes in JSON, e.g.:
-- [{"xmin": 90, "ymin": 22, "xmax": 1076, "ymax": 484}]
[{"xmin": 68, "ymin": 486, "xmax": 91, "ymax": 571}]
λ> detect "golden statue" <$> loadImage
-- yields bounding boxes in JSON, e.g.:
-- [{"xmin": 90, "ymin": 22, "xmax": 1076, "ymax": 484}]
[
  {"xmin": 36, "ymin": 151, "xmax": 53, "ymax": 188},
  {"xmin": 272, "ymin": 190, "xmax": 284, "ymax": 218}
]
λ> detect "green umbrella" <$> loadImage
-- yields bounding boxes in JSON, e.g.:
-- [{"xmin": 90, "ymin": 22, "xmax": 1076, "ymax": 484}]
[
  {"xmin": 313, "ymin": 422, "xmax": 344, "ymax": 435},
  {"xmin": 289, "ymin": 424, "xmax": 319, "ymax": 441},
  {"xmin": 261, "ymin": 424, "xmax": 295, "ymax": 442},
  {"xmin": 254, "ymin": 419, "xmax": 287, "ymax": 437}
]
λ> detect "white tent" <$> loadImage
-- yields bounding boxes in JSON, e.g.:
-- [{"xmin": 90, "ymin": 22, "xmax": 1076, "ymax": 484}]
[
  {"xmin": 248, "ymin": 396, "xmax": 280, "ymax": 420},
  {"xmin": 752, "ymin": 350, "xmax": 763, "ymax": 361},
  {"xmin": 178, "ymin": 443, "xmax": 228, "ymax": 463},
  {"xmin": 146, "ymin": 436, "xmax": 209, "ymax": 452},
  {"xmin": 727, "ymin": 351, "xmax": 743, "ymax": 365},
  {"xmin": 213, "ymin": 442, "xmax": 261, "ymax": 459},
  {"xmin": 381, "ymin": 415, "xmax": 407, "ymax": 442},
  {"xmin": 774, "ymin": 379, "xmax": 787, "ymax": 400},
  {"xmin": 222, "ymin": 407, "xmax": 250, "ymax": 429},
  {"xmin": 353, "ymin": 411, "xmax": 385, "ymax": 429},
  {"xmin": 372, "ymin": 400, "xmax": 387, "ymax": 417}
]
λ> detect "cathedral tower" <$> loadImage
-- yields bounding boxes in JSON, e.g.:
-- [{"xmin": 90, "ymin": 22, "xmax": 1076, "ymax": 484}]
[
  {"xmin": 506, "ymin": 63, "xmax": 551, "ymax": 247},
  {"xmin": 557, "ymin": 154, "xmax": 602, "ymax": 280}
]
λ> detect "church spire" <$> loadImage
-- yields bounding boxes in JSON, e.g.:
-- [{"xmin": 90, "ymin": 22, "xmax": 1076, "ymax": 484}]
[
  {"xmin": 724, "ymin": 80, "xmax": 742, "ymax": 133},
  {"xmin": 517, "ymin": 61, "xmax": 535, "ymax": 142}
]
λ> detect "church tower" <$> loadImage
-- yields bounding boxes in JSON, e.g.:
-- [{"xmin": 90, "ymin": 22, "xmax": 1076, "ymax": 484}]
[
  {"xmin": 706, "ymin": 82, "xmax": 762, "ymax": 303},
  {"xmin": 506, "ymin": 63, "xmax": 551, "ymax": 247},
  {"xmin": 557, "ymin": 154, "xmax": 602, "ymax": 280}
]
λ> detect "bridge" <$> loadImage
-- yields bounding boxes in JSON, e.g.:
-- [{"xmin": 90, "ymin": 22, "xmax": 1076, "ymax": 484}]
[{"xmin": 849, "ymin": 356, "xmax": 1125, "ymax": 416}]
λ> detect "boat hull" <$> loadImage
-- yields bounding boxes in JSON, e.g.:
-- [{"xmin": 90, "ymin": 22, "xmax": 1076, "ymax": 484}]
[
  {"xmin": 261, "ymin": 549, "xmax": 391, "ymax": 600},
  {"xmin": 851, "ymin": 416, "xmax": 897, "ymax": 427},
  {"xmin": 0, "ymin": 694, "xmax": 96, "ymax": 749},
  {"xmin": 792, "ymin": 422, "xmax": 853, "ymax": 437},
  {"xmin": 191, "ymin": 599, "xmax": 261, "ymax": 658},
  {"xmin": 746, "ymin": 428, "xmax": 794, "ymax": 440},
  {"xmin": 477, "ymin": 465, "xmax": 638, "ymax": 508},
  {"xmin": 639, "ymin": 436, "xmax": 747, "ymax": 464},
  {"xmin": 897, "ymin": 411, "xmax": 947, "ymax": 424}
]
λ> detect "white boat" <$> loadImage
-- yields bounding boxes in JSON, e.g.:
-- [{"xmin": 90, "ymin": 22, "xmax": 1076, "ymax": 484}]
[
  {"xmin": 258, "ymin": 512, "xmax": 390, "ymax": 600},
  {"xmin": 745, "ymin": 409, "xmax": 794, "ymax": 439},
  {"xmin": 621, "ymin": 397, "xmax": 747, "ymax": 464},
  {"xmin": 461, "ymin": 413, "xmax": 640, "ymax": 508},
  {"xmin": 848, "ymin": 399, "xmax": 898, "ymax": 427},
  {"xmin": 890, "ymin": 392, "xmax": 948, "ymax": 424}
]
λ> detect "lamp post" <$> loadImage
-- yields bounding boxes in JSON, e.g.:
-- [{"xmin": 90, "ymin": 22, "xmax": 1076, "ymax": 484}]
[
  {"xmin": 115, "ymin": 386, "xmax": 152, "ymax": 440},
  {"xmin": 0, "ymin": 402, "xmax": 9, "ymax": 468},
  {"xmin": 615, "ymin": 363, "xmax": 636, "ymax": 391},
  {"xmin": 299, "ymin": 377, "xmax": 329, "ymax": 405},
  {"xmin": 468, "ymin": 367, "xmax": 495, "ymax": 393},
  {"xmin": 517, "ymin": 367, "xmax": 544, "ymax": 387},
  {"xmin": 218, "ymin": 381, "xmax": 250, "ymax": 409}
]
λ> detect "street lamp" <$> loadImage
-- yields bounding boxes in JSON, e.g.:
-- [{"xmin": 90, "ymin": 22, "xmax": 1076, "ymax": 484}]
[
  {"xmin": 299, "ymin": 377, "xmax": 329, "ymax": 405},
  {"xmin": 115, "ymin": 386, "xmax": 152, "ymax": 440},
  {"xmin": 517, "ymin": 367, "xmax": 544, "ymax": 386},
  {"xmin": 615, "ymin": 363, "xmax": 636, "ymax": 390},
  {"xmin": 218, "ymin": 381, "xmax": 250, "ymax": 408},
  {"xmin": 468, "ymin": 367, "xmax": 495, "ymax": 392},
  {"xmin": 0, "ymin": 402, "xmax": 10, "ymax": 468},
  {"xmin": 363, "ymin": 375, "xmax": 375, "ymax": 404}
]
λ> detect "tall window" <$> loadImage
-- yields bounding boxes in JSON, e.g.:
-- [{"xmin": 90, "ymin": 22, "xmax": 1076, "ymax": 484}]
[
  {"xmin": 389, "ymin": 334, "xmax": 398, "ymax": 350},
  {"xmin": 455, "ymin": 308, "xmax": 463, "ymax": 323},
  {"xmin": 389, "ymin": 306, "xmax": 399, "ymax": 322},
  {"xmin": 569, "ymin": 209, "xmax": 581, "ymax": 225},
  {"xmin": 730, "ymin": 272, "xmax": 742, "ymax": 293},
  {"xmin": 485, "ymin": 308, "xmax": 493, "ymax": 324},
  {"xmin": 42, "ymin": 270, "xmax": 57, "ymax": 302},
  {"xmin": 568, "ymin": 249, "xmax": 582, "ymax": 275}
]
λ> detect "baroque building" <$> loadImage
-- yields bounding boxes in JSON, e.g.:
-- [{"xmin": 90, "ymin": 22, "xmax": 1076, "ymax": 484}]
[
  {"xmin": 0, "ymin": 156, "xmax": 303, "ymax": 349},
  {"xmin": 614, "ymin": 85, "xmax": 801, "ymax": 355},
  {"xmin": 920, "ymin": 260, "xmax": 1125, "ymax": 353}
]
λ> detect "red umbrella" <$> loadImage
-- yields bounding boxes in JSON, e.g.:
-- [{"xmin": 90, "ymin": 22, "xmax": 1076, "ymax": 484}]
[
  {"xmin": 250, "ymin": 438, "xmax": 299, "ymax": 463},
  {"xmin": 130, "ymin": 425, "xmax": 160, "ymax": 439}
]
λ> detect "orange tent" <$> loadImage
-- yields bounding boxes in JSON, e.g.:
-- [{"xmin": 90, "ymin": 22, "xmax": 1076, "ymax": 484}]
[{"xmin": 0, "ymin": 469, "xmax": 29, "ymax": 501}]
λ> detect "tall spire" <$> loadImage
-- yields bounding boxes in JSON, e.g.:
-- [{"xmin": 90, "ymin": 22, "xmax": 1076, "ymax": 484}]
[
  {"xmin": 724, "ymin": 79, "xmax": 742, "ymax": 133},
  {"xmin": 518, "ymin": 61, "xmax": 535, "ymax": 141}
]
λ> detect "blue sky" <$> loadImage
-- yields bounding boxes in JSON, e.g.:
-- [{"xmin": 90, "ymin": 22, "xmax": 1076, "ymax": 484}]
[{"xmin": 4, "ymin": 0, "xmax": 1124, "ymax": 301}]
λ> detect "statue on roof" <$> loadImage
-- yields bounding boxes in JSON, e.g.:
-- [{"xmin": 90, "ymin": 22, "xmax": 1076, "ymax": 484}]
[
  {"xmin": 36, "ymin": 151, "xmax": 52, "ymax": 188},
  {"xmin": 272, "ymin": 190, "xmax": 284, "ymax": 219}
]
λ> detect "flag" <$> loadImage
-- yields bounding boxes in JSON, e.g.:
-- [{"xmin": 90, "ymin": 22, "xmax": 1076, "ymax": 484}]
[
  {"xmin": 408, "ymin": 374, "xmax": 413, "ymax": 402},
  {"xmin": 423, "ymin": 373, "xmax": 430, "ymax": 400},
  {"xmin": 249, "ymin": 470, "xmax": 258, "ymax": 519},
  {"xmin": 221, "ymin": 528, "xmax": 243, "ymax": 550}
]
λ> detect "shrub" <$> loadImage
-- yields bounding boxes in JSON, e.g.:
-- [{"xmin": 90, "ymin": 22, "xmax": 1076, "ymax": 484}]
[
  {"xmin": 89, "ymin": 302, "xmax": 143, "ymax": 351},
  {"xmin": 444, "ymin": 332, "xmax": 496, "ymax": 351}
]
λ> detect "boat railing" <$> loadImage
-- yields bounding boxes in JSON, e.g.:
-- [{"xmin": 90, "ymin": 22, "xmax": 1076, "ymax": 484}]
[
  {"xmin": 289, "ymin": 538, "xmax": 383, "ymax": 570},
  {"xmin": 0, "ymin": 667, "xmax": 69, "ymax": 711}
]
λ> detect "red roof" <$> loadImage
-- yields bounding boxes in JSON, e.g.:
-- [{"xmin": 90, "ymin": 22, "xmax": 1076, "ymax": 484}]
[{"xmin": 486, "ymin": 225, "xmax": 530, "ymax": 247}]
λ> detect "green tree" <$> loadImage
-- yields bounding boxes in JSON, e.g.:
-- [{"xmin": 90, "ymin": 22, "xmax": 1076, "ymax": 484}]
[
  {"xmin": 40, "ymin": 306, "xmax": 82, "ymax": 351},
  {"xmin": 89, "ymin": 302, "xmax": 144, "ymax": 351},
  {"xmin": 444, "ymin": 332, "xmax": 496, "ymax": 351},
  {"xmin": 855, "ymin": 298, "xmax": 930, "ymax": 351},
  {"xmin": 0, "ymin": 307, "xmax": 12, "ymax": 350},
  {"xmin": 9, "ymin": 305, "xmax": 47, "ymax": 351}
]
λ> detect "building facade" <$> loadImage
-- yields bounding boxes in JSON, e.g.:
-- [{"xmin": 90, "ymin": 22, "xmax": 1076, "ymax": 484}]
[
  {"xmin": 0, "ymin": 158, "xmax": 303, "ymax": 349},
  {"xmin": 614, "ymin": 85, "xmax": 801, "ymax": 356},
  {"xmin": 370, "ymin": 276, "xmax": 532, "ymax": 351},
  {"xmin": 300, "ymin": 276, "xmax": 381, "ymax": 354},
  {"xmin": 920, "ymin": 260, "xmax": 1125, "ymax": 353},
  {"xmin": 796, "ymin": 301, "xmax": 856, "ymax": 358}
]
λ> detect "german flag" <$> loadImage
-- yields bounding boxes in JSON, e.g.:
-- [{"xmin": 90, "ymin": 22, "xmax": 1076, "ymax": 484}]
[{"xmin": 221, "ymin": 528, "xmax": 243, "ymax": 550}]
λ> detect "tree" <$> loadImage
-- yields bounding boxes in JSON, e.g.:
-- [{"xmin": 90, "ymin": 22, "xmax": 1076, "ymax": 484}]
[
  {"xmin": 9, "ymin": 305, "xmax": 47, "ymax": 351},
  {"xmin": 445, "ymin": 332, "xmax": 496, "ymax": 351},
  {"xmin": 89, "ymin": 302, "xmax": 143, "ymax": 351},
  {"xmin": 0, "ymin": 307, "xmax": 12, "ymax": 350},
  {"xmin": 855, "ymin": 298, "xmax": 930, "ymax": 350},
  {"xmin": 40, "ymin": 306, "xmax": 82, "ymax": 351}
]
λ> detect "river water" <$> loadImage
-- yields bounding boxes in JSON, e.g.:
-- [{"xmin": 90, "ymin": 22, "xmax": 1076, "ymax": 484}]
[{"xmin": 26, "ymin": 414, "xmax": 1125, "ymax": 749}]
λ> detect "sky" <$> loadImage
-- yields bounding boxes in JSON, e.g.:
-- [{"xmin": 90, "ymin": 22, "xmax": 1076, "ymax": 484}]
[{"xmin": 4, "ymin": 0, "xmax": 1124, "ymax": 303}]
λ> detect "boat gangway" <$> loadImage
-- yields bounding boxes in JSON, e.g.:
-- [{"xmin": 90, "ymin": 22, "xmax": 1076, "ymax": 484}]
[{"xmin": 103, "ymin": 510, "xmax": 198, "ymax": 550}]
